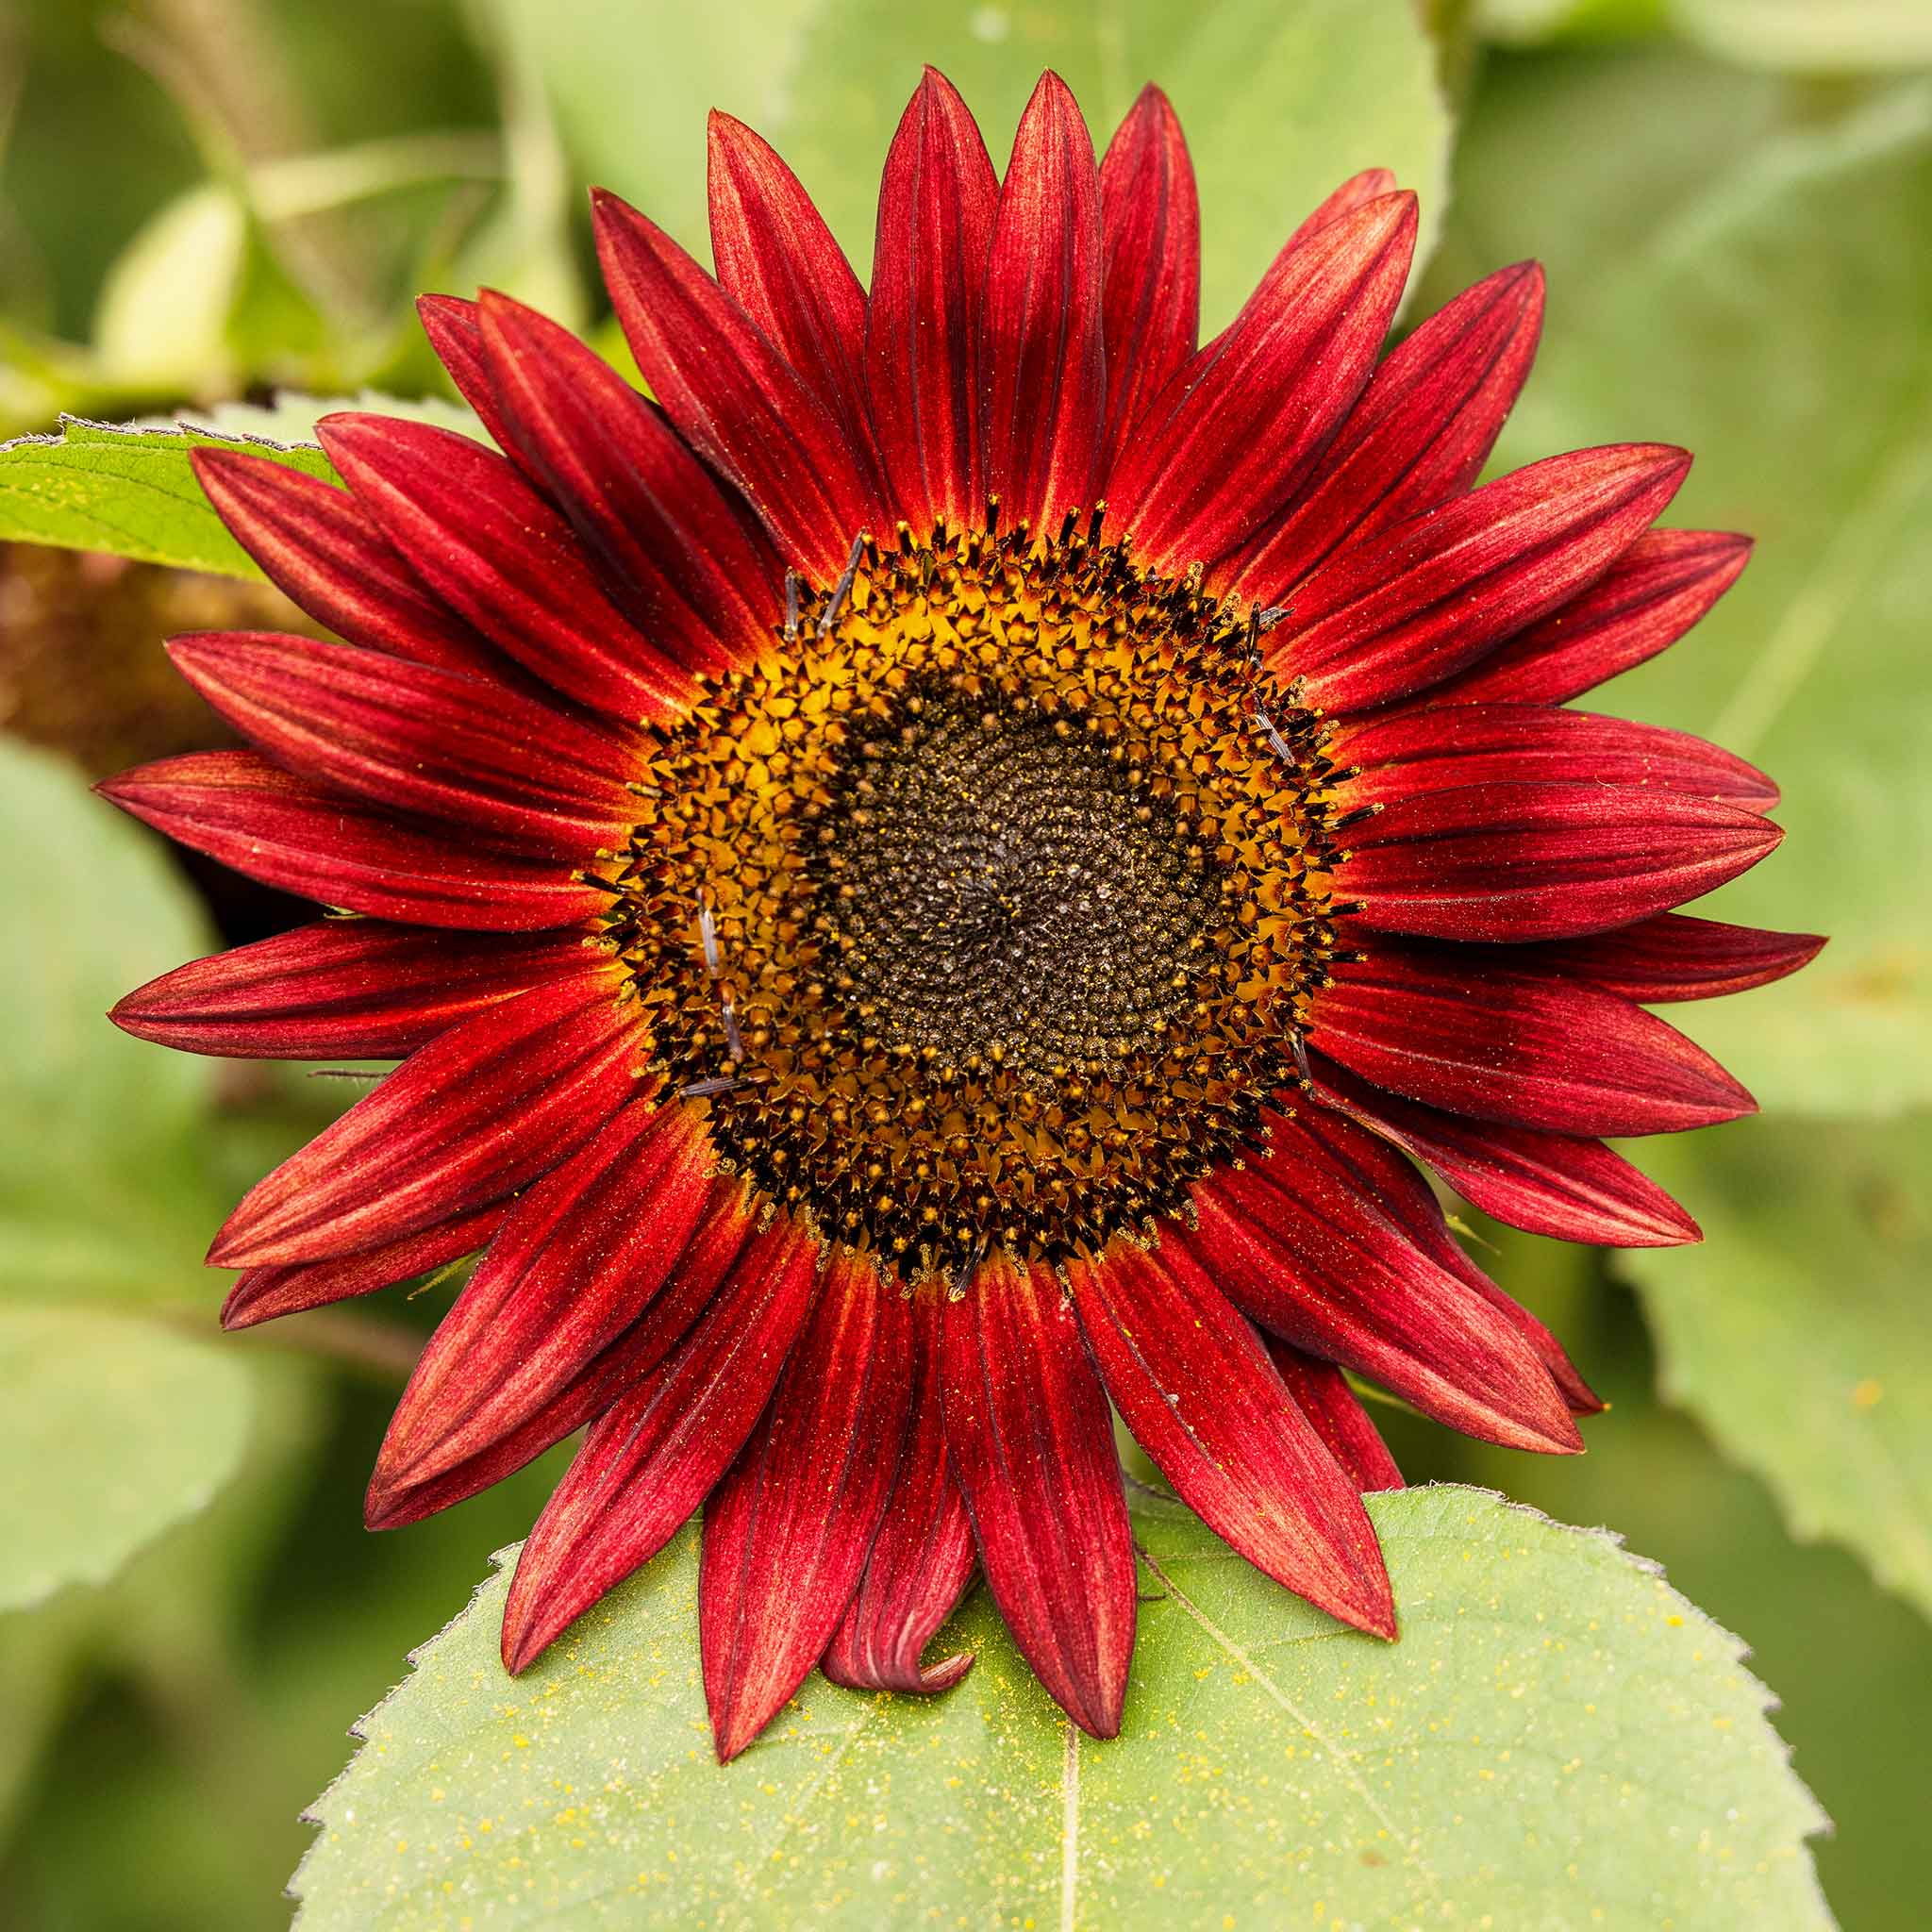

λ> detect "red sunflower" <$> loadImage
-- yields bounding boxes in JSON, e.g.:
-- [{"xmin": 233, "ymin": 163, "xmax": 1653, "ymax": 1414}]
[{"xmin": 102, "ymin": 68, "xmax": 1819, "ymax": 1758}]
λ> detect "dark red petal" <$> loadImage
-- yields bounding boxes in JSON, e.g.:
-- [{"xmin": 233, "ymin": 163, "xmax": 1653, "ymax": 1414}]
[
  {"xmin": 1518, "ymin": 913, "xmax": 1826, "ymax": 1004},
  {"xmin": 1339, "ymin": 782, "xmax": 1784, "ymax": 943},
  {"xmin": 500, "ymin": 1217, "xmax": 823, "ymax": 1674},
  {"xmin": 364, "ymin": 1178, "xmax": 757, "ymax": 1530},
  {"xmin": 1260, "ymin": 1340, "xmax": 1404, "ymax": 1492},
  {"xmin": 110, "ymin": 922, "xmax": 596, "ymax": 1060},
  {"xmin": 864, "ymin": 67, "xmax": 999, "ymax": 537},
  {"xmin": 1330, "ymin": 704, "xmax": 1779, "ymax": 815},
  {"xmin": 981, "ymin": 71, "xmax": 1106, "ymax": 537},
  {"xmin": 1309, "ymin": 943, "xmax": 1757, "ymax": 1136},
  {"xmin": 1191, "ymin": 1108, "xmax": 1582, "ymax": 1453},
  {"xmin": 207, "ymin": 969, "xmax": 639, "ymax": 1268},
  {"xmin": 476, "ymin": 291, "xmax": 780, "ymax": 675},
  {"xmin": 97, "ymin": 752, "xmax": 605, "ymax": 931},
  {"xmin": 706, "ymin": 111, "xmax": 884, "ymax": 491},
  {"xmin": 941, "ymin": 1254, "xmax": 1135, "ymax": 1739},
  {"xmin": 823, "ymin": 1285, "xmax": 977, "ymax": 1698},
  {"xmin": 700, "ymin": 1252, "xmax": 917, "ymax": 1759},
  {"xmin": 1273, "ymin": 444, "xmax": 1691, "ymax": 713},
  {"xmin": 593, "ymin": 190, "xmax": 877, "ymax": 577},
  {"xmin": 189, "ymin": 449, "xmax": 503, "ymax": 678},
  {"xmin": 375, "ymin": 1102, "xmax": 713, "ymax": 1490},
  {"xmin": 1283, "ymin": 169, "xmax": 1398, "ymax": 249},
  {"xmin": 1229, "ymin": 261, "xmax": 1543, "ymax": 600},
  {"xmin": 1097, "ymin": 85, "xmax": 1199, "ymax": 471},
  {"xmin": 1070, "ymin": 1241, "xmax": 1395, "ymax": 1637},
  {"xmin": 1309, "ymin": 1051, "xmax": 1701, "ymax": 1248},
  {"xmin": 314, "ymin": 412, "xmax": 696, "ymax": 723},
  {"xmin": 1428, "ymin": 528, "xmax": 1753, "ymax": 708},
  {"xmin": 415, "ymin": 294, "xmax": 524, "ymax": 463},
  {"xmin": 165, "ymin": 630, "xmax": 634, "ymax": 855},
  {"xmin": 222, "ymin": 1205, "xmax": 503, "ymax": 1329},
  {"xmin": 1107, "ymin": 191, "xmax": 1417, "ymax": 573}
]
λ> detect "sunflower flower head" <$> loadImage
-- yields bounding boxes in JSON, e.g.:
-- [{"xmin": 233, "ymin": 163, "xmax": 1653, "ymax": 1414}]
[{"xmin": 102, "ymin": 68, "xmax": 1820, "ymax": 1760}]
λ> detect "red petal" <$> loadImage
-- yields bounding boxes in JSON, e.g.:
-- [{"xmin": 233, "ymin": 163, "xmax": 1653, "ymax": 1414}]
[
  {"xmin": 221, "ymin": 1205, "xmax": 503, "ymax": 1329},
  {"xmin": 1070, "ymin": 1241, "xmax": 1395, "ymax": 1637},
  {"xmin": 700, "ymin": 1252, "xmax": 917, "ymax": 1759},
  {"xmin": 1096, "ymin": 85, "xmax": 1199, "ymax": 472},
  {"xmin": 1106, "ymin": 191, "xmax": 1417, "ymax": 573},
  {"xmin": 706, "ymin": 111, "xmax": 885, "ymax": 494},
  {"xmin": 1229, "ymin": 261, "xmax": 1543, "ymax": 600},
  {"xmin": 1309, "ymin": 1051, "xmax": 1701, "ymax": 1248},
  {"xmin": 364, "ymin": 1178, "xmax": 757, "ymax": 1530},
  {"xmin": 981, "ymin": 71, "xmax": 1106, "ymax": 537},
  {"xmin": 1191, "ymin": 1108, "xmax": 1581, "ymax": 1452},
  {"xmin": 314, "ymin": 412, "xmax": 695, "ymax": 722},
  {"xmin": 864, "ymin": 68, "xmax": 998, "ymax": 537},
  {"xmin": 1283, "ymin": 169, "xmax": 1398, "ymax": 249},
  {"xmin": 500, "ymin": 1217, "xmax": 822, "ymax": 1673},
  {"xmin": 941, "ymin": 1254, "xmax": 1135, "ymax": 1739},
  {"xmin": 207, "ymin": 969, "xmax": 639, "ymax": 1267},
  {"xmin": 593, "ymin": 190, "xmax": 878, "ymax": 577},
  {"xmin": 415, "ymin": 294, "xmax": 524, "ymax": 463},
  {"xmin": 1339, "ymin": 782, "xmax": 1784, "ymax": 943},
  {"xmin": 1429, "ymin": 528, "xmax": 1753, "ymax": 708},
  {"xmin": 1273, "ymin": 444, "xmax": 1691, "ymax": 713},
  {"xmin": 189, "ymin": 449, "xmax": 503, "ymax": 679},
  {"xmin": 1519, "ymin": 913, "xmax": 1826, "ymax": 1004},
  {"xmin": 1260, "ymin": 1340, "xmax": 1404, "ymax": 1492},
  {"xmin": 110, "ymin": 921, "xmax": 596, "ymax": 1060},
  {"xmin": 165, "ymin": 630, "xmax": 634, "ymax": 854},
  {"xmin": 476, "ymin": 291, "xmax": 779, "ymax": 675},
  {"xmin": 97, "ymin": 752, "xmax": 605, "ymax": 930},
  {"xmin": 375, "ymin": 1102, "xmax": 713, "ymax": 1490},
  {"xmin": 823, "ymin": 1285, "xmax": 976, "ymax": 1698},
  {"xmin": 1330, "ymin": 703, "xmax": 1778, "ymax": 815},
  {"xmin": 1309, "ymin": 943, "xmax": 1757, "ymax": 1135}
]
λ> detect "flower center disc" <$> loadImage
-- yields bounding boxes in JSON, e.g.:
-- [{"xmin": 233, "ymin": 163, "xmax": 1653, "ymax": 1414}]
[{"xmin": 602, "ymin": 516, "xmax": 1344, "ymax": 1282}]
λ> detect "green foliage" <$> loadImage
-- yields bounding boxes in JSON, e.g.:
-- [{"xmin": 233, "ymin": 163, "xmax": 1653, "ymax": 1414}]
[
  {"xmin": 1621, "ymin": 1115, "xmax": 1932, "ymax": 1619},
  {"xmin": 491, "ymin": 0, "xmax": 1455, "ymax": 333},
  {"xmin": 0, "ymin": 1308, "xmax": 252, "ymax": 1612},
  {"xmin": 293, "ymin": 1488, "xmax": 1828, "ymax": 1930}
]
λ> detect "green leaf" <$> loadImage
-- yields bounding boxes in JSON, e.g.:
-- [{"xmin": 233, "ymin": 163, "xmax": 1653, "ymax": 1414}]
[
  {"xmin": 0, "ymin": 391, "xmax": 490, "ymax": 575},
  {"xmin": 294, "ymin": 1487, "xmax": 1829, "ymax": 1929},
  {"xmin": 0, "ymin": 1307, "xmax": 253, "ymax": 1611},
  {"xmin": 1620, "ymin": 1114, "xmax": 1932, "ymax": 1622},
  {"xmin": 1430, "ymin": 74, "xmax": 1932, "ymax": 1115},
  {"xmin": 1673, "ymin": 0, "xmax": 1932, "ymax": 73},
  {"xmin": 493, "ymin": 0, "xmax": 1454, "ymax": 333}
]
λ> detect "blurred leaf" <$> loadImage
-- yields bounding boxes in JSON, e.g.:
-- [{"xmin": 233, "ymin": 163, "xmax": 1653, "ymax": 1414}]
[
  {"xmin": 91, "ymin": 184, "xmax": 251, "ymax": 394},
  {"xmin": 0, "ymin": 394, "xmax": 490, "ymax": 575},
  {"xmin": 0, "ymin": 1307, "xmax": 252, "ymax": 1612},
  {"xmin": 1620, "ymin": 1115, "xmax": 1932, "ymax": 1621},
  {"xmin": 293, "ymin": 1487, "xmax": 1828, "ymax": 1930},
  {"xmin": 1674, "ymin": 0, "xmax": 1932, "ymax": 73},
  {"xmin": 1439, "ymin": 74, "xmax": 1932, "ymax": 1115},
  {"xmin": 1475, "ymin": 0, "xmax": 1667, "ymax": 43},
  {"xmin": 494, "ymin": 0, "xmax": 1455, "ymax": 332}
]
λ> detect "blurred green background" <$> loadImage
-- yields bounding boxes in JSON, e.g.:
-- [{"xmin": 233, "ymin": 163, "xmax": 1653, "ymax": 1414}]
[{"xmin": 1, "ymin": 2, "xmax": 1927, "ymax": 1927}]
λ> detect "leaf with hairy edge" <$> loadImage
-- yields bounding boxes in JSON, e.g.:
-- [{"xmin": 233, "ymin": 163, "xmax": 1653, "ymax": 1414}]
[
  {"xmin": 0, "ymin": 393, "xmax": 491, "ymax": 576},
  {"xmin": 292, "ymin": 1487, "xmax": 1829, "ymax": 1930},
  {"xmin": 0, "ymin": 1307, "xmax": 253, "ymax": 1610},
  {"xmin": 1622, "ymin": 1116, "xmax": 1932, "ymax": 1623},
  {"xmin": 494, "ymin": 0, "xmax": 1454, "ymax": 332},
  {"xmin": 1434, "ymin": 76, "xmax": 1932, "ymax": 1114}
]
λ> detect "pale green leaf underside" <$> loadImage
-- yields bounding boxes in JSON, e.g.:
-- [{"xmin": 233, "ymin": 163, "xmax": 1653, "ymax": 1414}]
[
  {"xmin": 0, "ymin": 392, "xmax": 490, "ymax": 577},
  {"xmin": 294, "ymin": 1487, "xmax": 1829, "ymax": 1930},
  {"xmin": 1469, "ymin": 81, "xmax": 1932, "ymax": 1115},
  {"xmin": 497, "ymin": 0, "xmax": 1454, "ymax": 334},
  {"xmin": 1622, "ymin": 1115, "xmax": 1932, "ymax": 1623},
  {"xmin": 0, "ymin": 1307, "xmax": 253, "ymax": 1610}
]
